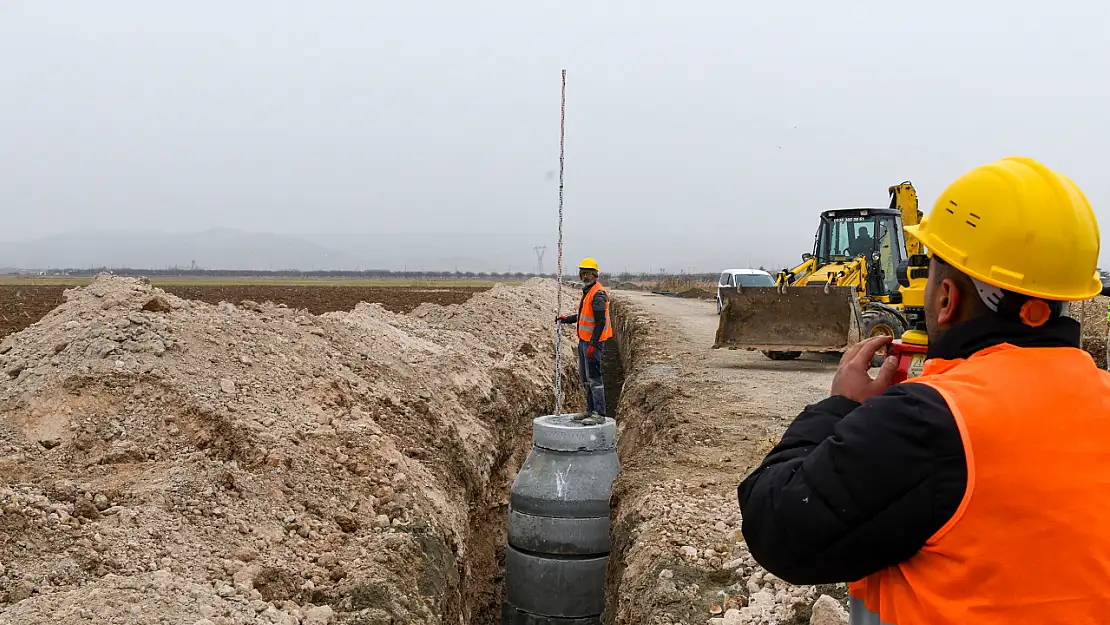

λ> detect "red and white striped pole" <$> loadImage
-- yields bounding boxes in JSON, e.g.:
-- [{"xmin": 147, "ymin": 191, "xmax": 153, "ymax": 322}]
[{"xmin": 554, "ymin": 69, "xmax": 567, "ymax": 415}]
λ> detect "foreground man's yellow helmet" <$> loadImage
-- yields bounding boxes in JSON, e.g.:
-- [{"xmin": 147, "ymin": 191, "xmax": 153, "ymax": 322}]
[{"xmin": 905, "ymin": 156, "xmax": 1101, "ymax": 301}]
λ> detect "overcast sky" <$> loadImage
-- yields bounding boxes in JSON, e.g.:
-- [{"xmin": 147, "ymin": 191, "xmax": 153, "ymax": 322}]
[{"xmin": 1, "ymin": 1, "xmax": 1107, "ymax": 271}]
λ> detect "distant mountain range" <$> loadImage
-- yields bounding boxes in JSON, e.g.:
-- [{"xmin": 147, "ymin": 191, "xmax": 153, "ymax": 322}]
[
  {"xmin": 0, "ymin": 229, "xmax": 357, "ymax": 272},
  {"xmin": 0, "ymin": 228, "xmax": 828, "ymax": 274},
  {"xmin": 5, "ymin": 229, "xmax": 1108, "ymax": 277},
  {"xmin": 0, "ymin": 229, "xmax": 564, "ymax": 273}
]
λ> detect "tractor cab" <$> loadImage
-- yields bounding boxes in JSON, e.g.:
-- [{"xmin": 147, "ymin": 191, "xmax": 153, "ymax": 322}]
[{"xmin": 812, "ymin": 208, "xmax": 909, "ymax": 301}]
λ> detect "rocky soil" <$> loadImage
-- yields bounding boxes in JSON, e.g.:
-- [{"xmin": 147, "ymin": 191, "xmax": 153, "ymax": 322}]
[
  {"xmin": 604, "ymin": 291, "xmax": 1110, "ymax": 625},
  {"xmin": 604, "ymin": 292, "xmax": 846, "ymax": 625},
  {"xmin": 0, "ymin": 275, "xmax": 580, "ymax": 624}
]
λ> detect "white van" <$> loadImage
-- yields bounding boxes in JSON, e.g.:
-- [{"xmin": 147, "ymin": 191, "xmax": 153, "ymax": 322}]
[{"xmin": 716, "ymin": 268, "xmax": 776, "ymax": 314}]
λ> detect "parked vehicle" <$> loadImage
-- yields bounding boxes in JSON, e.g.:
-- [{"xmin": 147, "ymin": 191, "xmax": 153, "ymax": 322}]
[{"xmin": 716, "ymin": 269, "xmax": 775, "ymax": 314}]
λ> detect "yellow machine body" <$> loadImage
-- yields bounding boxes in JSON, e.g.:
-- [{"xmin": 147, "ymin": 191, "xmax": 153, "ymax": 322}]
[{"xmin": 714, "ymin": 182, "xmax": 930, "ymax": 358}]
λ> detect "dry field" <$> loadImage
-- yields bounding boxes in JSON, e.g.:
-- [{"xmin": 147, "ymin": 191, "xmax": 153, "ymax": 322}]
[{"xmin": 0, "ymin": 282, "xmax": 491, "ymax": 340}]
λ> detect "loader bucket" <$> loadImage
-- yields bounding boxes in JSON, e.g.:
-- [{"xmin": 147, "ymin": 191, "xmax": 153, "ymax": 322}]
[{"xmin": 713, "ymin": 285, "xmax": 860, "ymax": 352}]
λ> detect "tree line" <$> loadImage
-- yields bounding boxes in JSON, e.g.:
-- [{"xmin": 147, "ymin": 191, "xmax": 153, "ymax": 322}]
[{"xmin": 28, "ymin": 267, "xmax": 731, "ymax": 283}]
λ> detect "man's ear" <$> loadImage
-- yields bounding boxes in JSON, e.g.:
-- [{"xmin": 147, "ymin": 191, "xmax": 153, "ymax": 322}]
[{"xmin": 935, "ymin": 278, "xmax": 962, "ymax": 325}]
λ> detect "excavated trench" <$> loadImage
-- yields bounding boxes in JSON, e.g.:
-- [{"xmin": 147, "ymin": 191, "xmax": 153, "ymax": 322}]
[
  {"xmin": 483, "ymin": 293, "xmax": 1110, "ymax": 623},
  {"xmin": 466, "ymin": 323, "xmax": 631, "ymax": 624},
  {"xmin": 396, "ymin": 293, "xmax": 1110, "ymax": 623},
  {"xmin": 0, "ymin": 277, "xmax": 624, "ymax": 625},
  {"xmin": 462, "ymin": 354, "xmax": 584, "ymax": 624}
]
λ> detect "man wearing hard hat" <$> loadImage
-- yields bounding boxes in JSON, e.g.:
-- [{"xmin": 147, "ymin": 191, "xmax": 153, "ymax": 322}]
[
  {"xmin": 737, "ymin": 156, "xmax": 1110, "ymax": 624},
  {"xmin": 556, "ymin": 258, "xmax": 612, "ymax": 425}
]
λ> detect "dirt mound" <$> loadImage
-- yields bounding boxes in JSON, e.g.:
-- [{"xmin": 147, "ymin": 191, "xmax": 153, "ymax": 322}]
[
  {"xmin": 0, "ymin": 275, "xmax": 579, "ymax": 624},
  {"xmin": 676, "ymin": 288, "xmax": 714, "ymax": 300}
]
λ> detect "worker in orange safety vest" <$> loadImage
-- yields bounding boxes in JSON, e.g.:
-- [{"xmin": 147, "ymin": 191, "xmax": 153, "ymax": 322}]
[
  {"xmin": 737, "ymin": 156, "xmax": 1110, "ymax": 624},
  {"xmin": 556, "ymin": 257, "xmax": 613, "ymax": 425}
]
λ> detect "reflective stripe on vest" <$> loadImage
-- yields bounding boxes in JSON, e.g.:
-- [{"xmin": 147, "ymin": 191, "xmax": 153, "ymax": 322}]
[
  {"xmin": 848, "ymin": 343, "xmax": 1110, "ymax": 624},
  {"xmin": 577, "ymin": 282, "xmax": 613, "ymax": 343}
]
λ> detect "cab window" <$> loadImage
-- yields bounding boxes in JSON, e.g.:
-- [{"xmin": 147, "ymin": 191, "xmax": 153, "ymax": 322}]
[
  {"xmin": 818, "ymin": 215, "xmax": 881, "ymax": 263},
  {"xmin": 875, "ymin": 216, "xmax": 907, "ymax": 295}
]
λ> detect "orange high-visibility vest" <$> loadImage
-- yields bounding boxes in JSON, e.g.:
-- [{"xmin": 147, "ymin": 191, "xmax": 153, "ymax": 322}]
[
  {"xmin": 848, "ymin": 343, "xmax": 1110, "ymax": 625},
  {"xmin": 577, "ymin": 282, "xmax": 613, "ymax": 343}
]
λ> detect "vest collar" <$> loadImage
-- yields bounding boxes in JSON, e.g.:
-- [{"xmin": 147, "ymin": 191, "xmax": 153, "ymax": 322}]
[{"xmin": 926, "ymin": 314, "xmax": 1081, "ymax": 362}]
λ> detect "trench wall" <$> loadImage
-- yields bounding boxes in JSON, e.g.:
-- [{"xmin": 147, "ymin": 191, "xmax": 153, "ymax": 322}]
[
  {"xmin": 467, "ymin": 353, "xmax": 585, "ymax": 624},
  {"xmin": 603, "ymin": 294, "xmax": 688, "ymax": 623}
]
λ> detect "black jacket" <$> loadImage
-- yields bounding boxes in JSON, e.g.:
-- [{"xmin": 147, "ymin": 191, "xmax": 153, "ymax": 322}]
[
  {"xmin": 561, "ymin": 282, "xmax": 608, "ymax": 346},
  {"xmin": 736, "ymin": 315, "xmax": 1082, "ymax": 585}
]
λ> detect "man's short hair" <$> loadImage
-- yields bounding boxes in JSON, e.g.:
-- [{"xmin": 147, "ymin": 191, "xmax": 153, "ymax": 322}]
[{"xmin": 932, "ymin": 255, "xmax": 1063, "ymax": 322}]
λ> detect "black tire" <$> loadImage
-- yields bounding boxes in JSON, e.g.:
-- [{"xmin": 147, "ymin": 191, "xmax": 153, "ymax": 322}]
[
  {"xmin": 860, "ymin": 309, "xmax": 905, "ymax": 368},
  {"xmin": 763, "ymin": 350, "xmax": 802, "ymax": 361},
  {"xmin": 860, "ymin": 309, "xmax": 905, "ymax": 340}
]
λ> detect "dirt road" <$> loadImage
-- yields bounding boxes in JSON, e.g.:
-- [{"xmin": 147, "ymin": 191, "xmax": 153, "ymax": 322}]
[
  {"xmin": 624, "ymin": 291, "xmax": 836, "ymax": 410},
  {"xmin": 617, "ymin": 291, "xmax": 836, "ymax": 461},
  {"xmin": 606, "ymin": 292, "xmax": 847, "ymax": 625}
]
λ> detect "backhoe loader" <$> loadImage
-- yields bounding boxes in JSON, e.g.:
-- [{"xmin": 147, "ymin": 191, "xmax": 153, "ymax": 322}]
[{"xmin": 713, "ymin": 182, "xmax": 930, "ymax": 360}]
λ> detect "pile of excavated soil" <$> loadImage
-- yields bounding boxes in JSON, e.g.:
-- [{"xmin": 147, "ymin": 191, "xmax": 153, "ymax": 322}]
[
  {"xmin": 0, "ymin": 275, "xmax": 581, "ymax": 624},
  {"xmin": 676, "ymin": 288, "xmax": 714, "ymax": 300},
  {"xmin": 612, "ymin": 477, "xmax": 841, "ymax": 625}
]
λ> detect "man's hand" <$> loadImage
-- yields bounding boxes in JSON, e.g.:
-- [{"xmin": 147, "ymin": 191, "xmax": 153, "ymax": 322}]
[
  {"xmin": 586, "ymin": 343, "xmax": 597, "ymax": 360},
  {"xmin": 556, "ymin": 315, "xmax": 569, "ymax": 324},
  {"xmin": 830, "ymin": 335, "xmax": 899, "ymax": 403}
]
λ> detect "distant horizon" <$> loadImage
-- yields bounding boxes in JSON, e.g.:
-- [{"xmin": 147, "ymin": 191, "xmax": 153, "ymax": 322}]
[{"xmin": 0, "ymin": 227, "xmax": 797, "ymax": 274}]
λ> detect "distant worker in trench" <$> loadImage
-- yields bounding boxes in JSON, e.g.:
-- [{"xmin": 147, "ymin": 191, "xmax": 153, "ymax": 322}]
[
  {"xmin": 737, "ymin": 156, "xmax": 1110, "ymax": 624},
  {"xmin": 556, "ymin": 257, "xmax": 612, "ymax": 425}
]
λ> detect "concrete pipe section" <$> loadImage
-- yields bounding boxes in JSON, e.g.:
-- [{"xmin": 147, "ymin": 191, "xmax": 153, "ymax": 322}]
[{"xmin": 501, "ymin": 414, "xmax": 620, "ymax": 624}]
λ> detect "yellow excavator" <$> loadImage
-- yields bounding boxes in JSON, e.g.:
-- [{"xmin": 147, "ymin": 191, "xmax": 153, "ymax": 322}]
[{"xmin": 714, "ymin": 182, "xmax": 930, "ymax": 360}]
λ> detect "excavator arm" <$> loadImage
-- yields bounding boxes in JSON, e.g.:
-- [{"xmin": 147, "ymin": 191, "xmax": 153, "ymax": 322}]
[
  {"xmin": 775, "ymin": 256, "xmax": 819, "ymax": 287},
  {"xmin": 889, "ymin": 181, "xmax": 924, "ymax": 256}
]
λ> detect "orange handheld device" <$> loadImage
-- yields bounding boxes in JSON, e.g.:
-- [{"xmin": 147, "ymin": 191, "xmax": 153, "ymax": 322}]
[{"xmin": 888, "ymin": 329, "xmax": 928, "ymax": 384}]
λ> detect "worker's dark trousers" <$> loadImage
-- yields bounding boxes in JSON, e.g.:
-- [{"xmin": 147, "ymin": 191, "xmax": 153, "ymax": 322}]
[{"xmin": 577, "ymin": 340, "xmax": 606, "ymax": 416}]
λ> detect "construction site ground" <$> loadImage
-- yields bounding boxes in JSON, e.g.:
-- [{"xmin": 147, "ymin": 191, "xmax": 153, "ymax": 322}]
[
  {"xmin": 2, "ymin": 278, "xmax": 1107, "ymax": 625},
  {"xmin": 603, "ymin": 290, "xmax": 1109, "ymax": 625},
  {"xmin": 605, "ymin": 292, "xmax": 844, "ymax": 625}
]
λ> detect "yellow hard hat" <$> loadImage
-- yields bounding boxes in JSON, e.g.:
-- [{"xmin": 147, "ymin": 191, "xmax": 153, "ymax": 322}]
[
  {"xmin": 579, "ymin": 257, "xmax": 599, "ymax": 272},
  {"xmin": 905, "ymin": 156, "xmax": 1101, "ymax": 301}
]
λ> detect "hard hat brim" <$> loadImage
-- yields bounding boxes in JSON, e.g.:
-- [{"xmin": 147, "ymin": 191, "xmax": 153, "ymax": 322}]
[{"xmin": 903, "ymin": 224, "xmax": 1102, "ymax": 301}]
